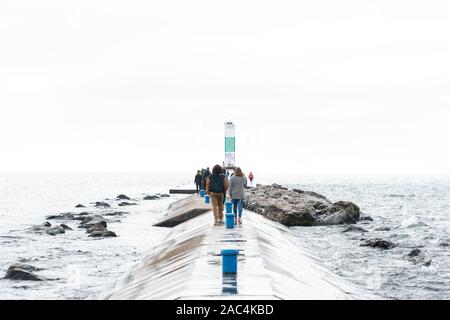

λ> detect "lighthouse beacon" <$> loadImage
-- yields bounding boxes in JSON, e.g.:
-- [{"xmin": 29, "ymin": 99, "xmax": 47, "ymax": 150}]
[{"xmin": 224, "ymin": 121, "xmax": 236, "ymax": 170}]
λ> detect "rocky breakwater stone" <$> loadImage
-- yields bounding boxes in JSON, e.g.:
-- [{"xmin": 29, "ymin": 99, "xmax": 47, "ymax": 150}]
[
  {"xmin": 95, "ymin": 201, "xmax": 111, "ymax": 208},
  {"xmin": 143, "ymin": 195, "xmax": 159, "ymax": 200},
  {"xmin": 326, "ymin": 201, "xmax": 360, "ymax": 220},
  {"xmin": 4, "ymin": 264, "xmax": 44, "ymax": 281},
  {"xmin": 30, "ymin": 222, "xmax": 72, "ymax": 235},
  {"xmin": 69, "ymin": 212, "xmax": 91, "ymax": 221},
  {"xmin": 89, "ymin": 230, "xmax": 117, "ymax": 238},
  {"xmin": 343, "ymin": 225, "xmax": 368, "ymax": 233},
  {"xmin": 157, "ymin": 193, "xmax": 170, "ymax": 198},
  {"xmin": 78, "ymin": 215, "xmax": 107, "ymax": 229},
  {"xmin": 243, "ymin": 183, "xmax": 362, "ymax": 226},
  {"xmin": 118, "ymin": 202, "xmax": 137, "ymax": 207},
  {"xmin": 406, "ymin": 249, "xmax": 432, "ymax": 266},
  {"xmin": 46, "ymin": 225, "xmax": 66, "ymax": 236},
  {"xmin": 46, "ymin": 213, "xmax": 74, "ymax": 220},
  {"xmin": 60, "ymin": 224, "xmax": 72, "ymax": 230},
  {"xmin": 360, "ymin": 238, "xmax": 397, "ymax": 250},
  {"xmin": 86, "ymin": 221, "xmax": 107, "ymax": 234},
  {"xmin": 78, "ymin": 215, "xmax": 117, "ymax": 238},
  {"xmin": 104, "ymin": 211, "xmax": 128, "ymax": 216}
]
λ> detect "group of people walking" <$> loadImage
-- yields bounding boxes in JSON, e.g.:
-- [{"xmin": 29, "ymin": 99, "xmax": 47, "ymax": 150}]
[{"xmin": 194, "ymin": 166, "xmax": 254, "ymax": 226}]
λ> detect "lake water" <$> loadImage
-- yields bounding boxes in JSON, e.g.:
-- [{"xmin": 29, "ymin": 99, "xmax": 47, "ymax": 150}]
[{"xmin": 0, "ymin": 173, "xmax": 449, "ymax": 299}]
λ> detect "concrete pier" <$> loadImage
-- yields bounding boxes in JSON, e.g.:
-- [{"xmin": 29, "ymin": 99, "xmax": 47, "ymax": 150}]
[
  {"xmin": 153, "ymin": 195, "xmax": 210, "ymax": 227},
  {"xmin": 106, "ymin": 196, "xmax": 378, "ymax": 300}
]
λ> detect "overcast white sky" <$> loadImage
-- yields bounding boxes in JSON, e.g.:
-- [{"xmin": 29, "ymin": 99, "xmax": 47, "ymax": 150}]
[{"xmin": 0, "ymin": 0, "xmax": 449, "ymax": 175}]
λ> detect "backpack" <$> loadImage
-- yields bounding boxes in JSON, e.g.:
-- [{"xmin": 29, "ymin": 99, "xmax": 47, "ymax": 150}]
[{"xmin": 209, "ymin": 174, "xmax": 225, "ymax": 193}]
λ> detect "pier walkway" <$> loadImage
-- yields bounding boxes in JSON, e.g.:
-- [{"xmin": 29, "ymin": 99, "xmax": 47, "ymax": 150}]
[{"xmin": 106, "ymin": 196, "xmax": 378, "ymax": 300}]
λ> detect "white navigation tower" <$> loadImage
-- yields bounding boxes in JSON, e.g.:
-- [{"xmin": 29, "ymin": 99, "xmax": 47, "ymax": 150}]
[{"xmin": 224, "ymin": 121, "xmax": 236, "ymax": 170}]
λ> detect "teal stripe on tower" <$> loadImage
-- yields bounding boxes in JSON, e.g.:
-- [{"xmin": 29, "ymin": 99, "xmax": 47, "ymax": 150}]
[
  {"xmin": 225, "ymin": 137, "xmax": 235, "ymax": 153},
  {"xmin": 224, "ymin": 121, "xmax": 235, "ymax": 169}
]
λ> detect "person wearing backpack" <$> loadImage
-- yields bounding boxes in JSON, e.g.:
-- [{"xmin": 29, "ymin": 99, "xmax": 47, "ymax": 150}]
[
  {"xmin": 206, "ymin": 165, "xmax": 229, "ymax": 225},
  {"xmin": 201, "ymin": 167, "xmax": 211, "ymax": 190},
  {"xmin": 194, "ymin": 170, "xmax": 202, "ymax": 194},
  {"xmin": 228, "ymin": 167, "xmax": 247, "ymax": 225}
]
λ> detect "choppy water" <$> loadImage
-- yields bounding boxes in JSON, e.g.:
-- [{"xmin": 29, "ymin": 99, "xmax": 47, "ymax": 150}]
[
  {"xmin": 0, "ymin": 174, "xmax": 449, "ymax": 299},
  {"xmin": 0, "ymin": 174, "xmax": 190, "ymax": 299},
  {"xmin": 261, "ymin": 174, "xmax": 450, "ymax": 300}
]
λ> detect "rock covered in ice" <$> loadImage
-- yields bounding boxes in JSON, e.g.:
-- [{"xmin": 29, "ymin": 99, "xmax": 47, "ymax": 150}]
[{"xmin": 243, "ymin": 184, "xmax": 361, "ymax": 226}]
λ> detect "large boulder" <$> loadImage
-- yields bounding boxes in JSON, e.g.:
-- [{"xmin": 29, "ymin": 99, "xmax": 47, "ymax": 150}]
[
  {"xmin": 258, "ymin": 203, "xmax": 315, "ymax": 226},
  {"xmin": 116, "ymin": 194, "xmax": 130, "ymax": 200},
  {"xmin": 244, "ymin": 184, "xmax": 362, "ymax": 227}
]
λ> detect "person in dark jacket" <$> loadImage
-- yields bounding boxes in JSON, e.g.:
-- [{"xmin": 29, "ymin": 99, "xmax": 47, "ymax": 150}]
[
  {"xmin": 222, "ymin": 167, "xmax": 228, "ymax": 204},
  {"xmin": 206, "ymin": 165, "xmax": 229, "ymax": 225},
  {"xmin": 194, "ymin": 170, "xmax": 202, "ymax": 193},
  {"xmin": 201, "ymin": 167, "xmax": 210, "ymax": 190}
]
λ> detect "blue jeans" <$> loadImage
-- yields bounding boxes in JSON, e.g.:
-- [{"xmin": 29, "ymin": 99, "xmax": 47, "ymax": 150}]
[{"xmin": 231, "ymin": 199, "xmax": 243, "ymax": 218}]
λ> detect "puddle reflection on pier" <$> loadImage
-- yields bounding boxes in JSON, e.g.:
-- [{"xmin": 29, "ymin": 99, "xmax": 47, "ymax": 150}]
[{"xmin": 222, "ymin": 274, "xmax": 238, "ymax": 295}]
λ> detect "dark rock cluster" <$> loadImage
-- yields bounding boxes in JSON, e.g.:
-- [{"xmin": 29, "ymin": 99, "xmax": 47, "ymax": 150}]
[{"xmin": 244, "ymin": 184, "xmax": 361, "ymax": 226}]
